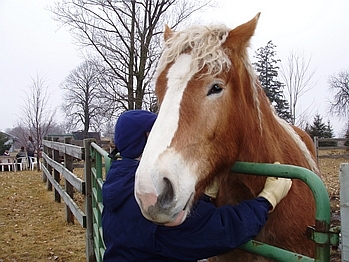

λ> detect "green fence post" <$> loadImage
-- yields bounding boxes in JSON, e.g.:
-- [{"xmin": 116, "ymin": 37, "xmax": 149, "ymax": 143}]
[{"xmin": 84, "ymin": 139, "xmax": 96, "ymax": 262}]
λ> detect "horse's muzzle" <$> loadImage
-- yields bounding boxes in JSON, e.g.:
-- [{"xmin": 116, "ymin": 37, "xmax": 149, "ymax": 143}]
[{"xmin": 136, "ymin": 177, "xmax": 191, "ymax": 225}]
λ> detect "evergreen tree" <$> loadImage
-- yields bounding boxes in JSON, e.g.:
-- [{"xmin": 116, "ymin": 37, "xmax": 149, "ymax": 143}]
[
  {"xmin": 253, "ymin": 41, "xmax": 291, "ymax": 122},
  {"xmin": 0, "ymin": 133, "xmax": 12, "ymax": 155},
  {"xmin": 324, "ymin": 120, "xmax": 334, "ymax": 138},
  {"xmin": 306, "ymin": 114, "xmax": 335, "ymax": 147},
  {"xmin": 307, "ymin": 114, "xmax": 327, "ymax": 138}
]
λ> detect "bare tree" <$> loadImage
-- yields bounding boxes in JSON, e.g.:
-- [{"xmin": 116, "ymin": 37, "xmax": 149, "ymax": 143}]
[
  {"xmin": 280, "ymin": 50, "xmax": 316, "ymax": 125},
  {"xmin": 51, "ymin": 0, "xmax": 211, "ymax": 113},
  {"xmin": 328, "ymin": 70, "xmax": 349, "ymax": 118},
  {"xmin": 61, "ymin": 60, "xmax": 107, "ymax": 137},
  {"xmin": 8, "ymin": 123, "xmax": 65, "ymax": 150},
  {"xmin": 22, "ymin": 73, "xmax": 56, "ymax": 170},
  {"xmin": 7, "ymin": 125, "xmax": 28, "ymax": 150}
]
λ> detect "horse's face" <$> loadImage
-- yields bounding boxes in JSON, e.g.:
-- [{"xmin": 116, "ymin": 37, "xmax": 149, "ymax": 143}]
[{"xmin": 135, "ymin": 14, "xmax": 260, "ymax": 225}]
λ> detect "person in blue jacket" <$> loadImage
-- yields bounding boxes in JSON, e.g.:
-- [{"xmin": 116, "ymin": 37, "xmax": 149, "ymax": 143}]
[{"xmin": 102, "ymin": 110, "xmax": 292, "ymax": 262}]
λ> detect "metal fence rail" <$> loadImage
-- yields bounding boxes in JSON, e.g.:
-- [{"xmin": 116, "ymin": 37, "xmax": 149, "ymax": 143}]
[{"xmin": 232, "ymin": 162, "xmax": 339, "ymax": 262}]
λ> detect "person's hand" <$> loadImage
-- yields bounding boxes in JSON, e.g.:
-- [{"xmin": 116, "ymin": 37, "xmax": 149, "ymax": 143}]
[
  {"xmin": 204, "ymin": 178, "xmax": 219, "ymax": 199},
  {"xmin": 258, "ymin": 174, "xmax": 292, "ymax": 212}
]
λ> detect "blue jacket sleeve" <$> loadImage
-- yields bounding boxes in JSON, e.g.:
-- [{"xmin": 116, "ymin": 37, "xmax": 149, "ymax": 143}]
[{"xmin": 155, "ymin": 196, "xmax": 270, "ymax": 261}]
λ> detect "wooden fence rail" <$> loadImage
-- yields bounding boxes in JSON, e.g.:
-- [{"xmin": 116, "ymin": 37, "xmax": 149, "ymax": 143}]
[
  {"xmin": 42, "ymin": 137, "xmax": 95, "ymax": 261},
  {"xmin": 42, "ymin": 137, "xmax": 111, "ymax": 262},
  {"xmin": 315, "ymin": 137, "xmax": 347, "ymax": 151}
]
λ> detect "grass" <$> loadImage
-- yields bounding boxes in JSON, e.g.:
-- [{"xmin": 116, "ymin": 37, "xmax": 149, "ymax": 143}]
[
  {"xmin": 0, "ymin": 150, "xmax": 347, "ymax": 261},
  {"xmin": 0, "ymin": 170, "xmax": 85, "ymax": 262}
]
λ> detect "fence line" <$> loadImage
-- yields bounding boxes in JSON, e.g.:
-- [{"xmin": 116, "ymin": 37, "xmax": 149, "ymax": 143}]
[
  {"xmin": 314, "ymin": 137, "xmax": 347, "ymax": 162},
  {"xmin": 42, "ymin": 137, "xmax": 95, "ymax": 261},
  {"xmin": 315, "ymin": 137, "xmax": 347, "ymax": 151}
]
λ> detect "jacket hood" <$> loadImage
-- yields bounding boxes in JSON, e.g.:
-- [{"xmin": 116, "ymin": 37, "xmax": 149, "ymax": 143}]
[{"xmin": 114, "ymin": 110, "xmax": 157, "ymax": 159}]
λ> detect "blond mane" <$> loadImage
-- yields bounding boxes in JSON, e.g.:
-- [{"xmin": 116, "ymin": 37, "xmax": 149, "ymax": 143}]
[{"xmin": 156, "ymin": 24, "xmax": 232, "ymax": 78}]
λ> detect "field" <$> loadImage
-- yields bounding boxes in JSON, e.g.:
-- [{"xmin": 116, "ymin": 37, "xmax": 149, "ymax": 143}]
[
  {"xmin": 0, "ymin": 169, "xmax": 86, "ymax": 262},
  {"xmin": 0, "ymin": 150, "xmax": 347, "ymax": 262}
]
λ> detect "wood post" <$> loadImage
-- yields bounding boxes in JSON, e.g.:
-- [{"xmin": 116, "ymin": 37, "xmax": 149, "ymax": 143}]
[
  {"xmin": 65, "ymin": 137, "xmax": 74, "ymax": 224},
  {"xmin": 42, "ymin": 137, "xmax": 48, "ymax": 183},
  {"xmin": 46, "ymin": 137, "xmax": 53, "ymax": 191},
  {"xmin": 84, "ymin": 139, "xmax": 96, "ymax": 262},
  {"xmin": 53, "ymin": 137, "xmax": 61, "ymax": 203}
]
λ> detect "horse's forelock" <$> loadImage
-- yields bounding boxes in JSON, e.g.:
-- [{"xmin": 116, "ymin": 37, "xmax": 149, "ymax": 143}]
[{"xmin": 156, "ymin": 24, "xmax": 232, "ymax": 78}]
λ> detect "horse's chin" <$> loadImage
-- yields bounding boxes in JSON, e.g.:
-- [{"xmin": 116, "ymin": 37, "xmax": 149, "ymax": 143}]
[
  {"xmin": 164, "ymin": 209, "xmax": 187, "ymax": 227},
  {"xmin": 137, "ymin": 192, "xmax": 193, "ymax": 226},
  {"xmin": 162, "ymin": 192, "xmax": 193, "ymax": 226}
]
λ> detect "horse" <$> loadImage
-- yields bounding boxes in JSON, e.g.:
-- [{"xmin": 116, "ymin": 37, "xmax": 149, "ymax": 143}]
[{"xmin": 134, "ymin": 13, "xmax": 320, "ymax": 261}]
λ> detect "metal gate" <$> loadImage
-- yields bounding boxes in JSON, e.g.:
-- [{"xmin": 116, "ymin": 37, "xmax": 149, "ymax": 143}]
[{"xmin": 86, "ymin": 140, "xmax": 340, "ymax": 262}]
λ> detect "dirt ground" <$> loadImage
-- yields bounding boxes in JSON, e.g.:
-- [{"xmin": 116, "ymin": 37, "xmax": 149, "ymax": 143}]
[{"xmin": 0, "ymin": 149, "xmax": 347, "ymax": 262}]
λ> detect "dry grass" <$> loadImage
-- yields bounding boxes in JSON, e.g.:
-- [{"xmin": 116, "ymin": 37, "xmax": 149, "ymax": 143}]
[
  {"xmin": 0, "ymin": 150, "xmax": 347, "ymax": 262},
  {"xmin": 317, "ymin": 149, "xmax": 348, "ymax": 262},
  {"xmin": 0, "ymin": 170, "xmax": 85, "ymax": 262},
  {"xmin": 318, "ymin": 149, "xmax": 347, "ymax": 214}
]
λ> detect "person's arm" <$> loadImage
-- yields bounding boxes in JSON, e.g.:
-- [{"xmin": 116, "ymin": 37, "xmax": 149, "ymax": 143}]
[
  {"xmin": 155, "ymin": 196, "xmax": 269, "ymax": 260},
  {"xmin": 155, "ymin": 177, "xmax": 291, "ymax": 261}
]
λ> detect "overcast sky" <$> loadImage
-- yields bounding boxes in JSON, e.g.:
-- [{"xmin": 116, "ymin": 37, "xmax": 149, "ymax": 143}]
[{"xmin": 0, "ymin": 0, "xmax": 348, "ymax": 136}]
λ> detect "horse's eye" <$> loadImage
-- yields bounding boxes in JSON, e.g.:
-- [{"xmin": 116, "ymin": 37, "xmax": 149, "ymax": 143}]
[{"xmin": 207, "ymin": 84, "xmax": 223, "ymax": 96}]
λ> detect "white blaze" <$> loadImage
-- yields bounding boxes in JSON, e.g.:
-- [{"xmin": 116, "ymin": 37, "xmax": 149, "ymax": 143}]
[{"xmin": 135, "ymin": 53, "xmax": 198, "ymax": 214}]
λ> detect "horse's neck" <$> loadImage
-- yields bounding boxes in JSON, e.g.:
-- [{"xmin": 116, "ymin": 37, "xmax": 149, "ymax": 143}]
[{"xmin": 216, "ymin": 172, "xmax": 265, "ymax": 206}]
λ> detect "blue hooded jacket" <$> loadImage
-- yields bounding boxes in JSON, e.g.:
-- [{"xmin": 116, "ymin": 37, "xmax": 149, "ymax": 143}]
[{"xmin": 102, "ymin": 110, "xmax": 270, "ymax": 261}]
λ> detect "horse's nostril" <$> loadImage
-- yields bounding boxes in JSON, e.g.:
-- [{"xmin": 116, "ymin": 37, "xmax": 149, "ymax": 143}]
[{"xmin": 159, "ymin": 177, "xmax": 174, "ymax": 209}]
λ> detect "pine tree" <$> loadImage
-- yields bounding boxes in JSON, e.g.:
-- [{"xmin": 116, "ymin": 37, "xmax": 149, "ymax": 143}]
[
  {"xmin": 324, "ymin": 120, "xmax": 334, "ymax": 138},
  {"xmin": 307, "ymin": 114, "xmax": 326, "ymax": 138},
  {"xmin": 0, "ymin": 133, "xmax": 12, "ymax": 155},
  {"xmin": 306, "ymin": 114, "xmax": 335, "ymax": 147},
  {"xmin": 253, "ymin": 41, "xmax": 291, "ymax": 122}
]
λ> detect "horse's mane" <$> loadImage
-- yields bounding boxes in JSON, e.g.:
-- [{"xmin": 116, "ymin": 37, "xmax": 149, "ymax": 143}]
[
  {"xmin": 274, "ymin": 112, "xmax": 320, "ymax": 174},
  {"xmin": 157, "ymin": 24, "xmax": 232, "ymax": 78}
]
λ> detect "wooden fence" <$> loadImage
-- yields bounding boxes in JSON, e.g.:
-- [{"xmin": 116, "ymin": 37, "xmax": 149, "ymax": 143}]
[
  {"xmin": 315, "ymin": 137, "xmax": 347, "ymax": 151},
  {"xmin": 42, "ymin": 137, "xmax": 111, "ymax": 262},
  {"xmin": 314, "ymin": 137, "xmax": 347, "ymax": 162},
  {"xmin": 42, "ymin": 137, "xmax": 85, "ymax": 226}
]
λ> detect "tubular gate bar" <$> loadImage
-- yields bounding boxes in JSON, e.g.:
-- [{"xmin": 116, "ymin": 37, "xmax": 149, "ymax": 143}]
[
  {"xmin": 232, "ymin": 162, "xmax": 339, "ymax": 262},
  {"xmin": 87, "ymin": 141, "xmax": 340, "ymax": 262},
  {"xmin": 85, "ymin": 140, "xmax": 111, "ymax": 262}
]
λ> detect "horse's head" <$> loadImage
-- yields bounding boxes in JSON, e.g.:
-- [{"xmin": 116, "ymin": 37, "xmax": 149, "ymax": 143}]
[{"xmin": 134, "ymin": 13, "xmax": 261, "ymax": 225}]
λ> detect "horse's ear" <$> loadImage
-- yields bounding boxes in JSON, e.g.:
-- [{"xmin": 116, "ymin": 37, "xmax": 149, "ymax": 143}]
[
  {"xmin": 164, "ymin": 25, "xmax": 173, "ymax": 41},
  {"xmin": 225, "ymin": 12, "xmax": 260, "ymax": 50}
]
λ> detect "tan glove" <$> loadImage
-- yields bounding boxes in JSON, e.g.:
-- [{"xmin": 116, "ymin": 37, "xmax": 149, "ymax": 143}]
[
  {"xmin": 258, "ymin": 176, "xmax": 292, "ymax": 212},
  {"xmin": 204, "ymin": 178, "xmax": 219, "ymax": 199}
]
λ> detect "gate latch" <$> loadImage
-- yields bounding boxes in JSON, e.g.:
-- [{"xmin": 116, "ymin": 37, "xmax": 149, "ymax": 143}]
[{"xmin": 306, "ymin": 225, "xmax": 341, "ymax": 249}]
